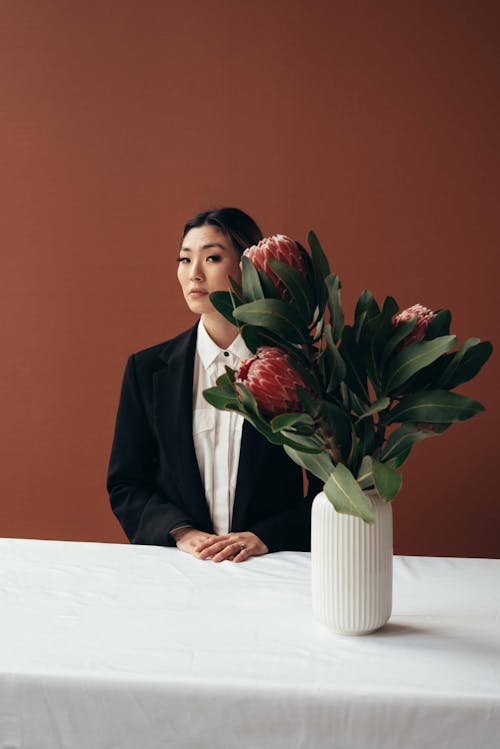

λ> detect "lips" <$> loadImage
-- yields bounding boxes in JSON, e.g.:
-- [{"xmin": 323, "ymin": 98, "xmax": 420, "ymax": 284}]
[{"xmin": 188, "ymin": 288, "xmax": 208, "ymax": 296}]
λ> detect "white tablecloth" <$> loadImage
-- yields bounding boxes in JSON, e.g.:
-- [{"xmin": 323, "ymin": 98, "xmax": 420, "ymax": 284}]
[{"xmin": 0, "ymin": 538, "xmax": 499, "ymax": 749}]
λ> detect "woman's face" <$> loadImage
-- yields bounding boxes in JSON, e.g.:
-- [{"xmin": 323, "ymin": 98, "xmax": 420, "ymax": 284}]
[{"xmin": 177, "ymin": 225, "xmax": 242, "ymax": 316}]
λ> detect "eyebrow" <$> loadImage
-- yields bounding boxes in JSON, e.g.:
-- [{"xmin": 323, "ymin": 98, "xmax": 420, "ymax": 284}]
[{"xmin": 180, "ymin": 242, "xmax": 228, "ymax": 252}]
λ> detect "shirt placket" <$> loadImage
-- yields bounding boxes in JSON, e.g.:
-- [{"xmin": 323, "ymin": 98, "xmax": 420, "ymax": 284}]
[{"xmin": 211, "ymin": 355, "xmax": 235, "ymax": 534}]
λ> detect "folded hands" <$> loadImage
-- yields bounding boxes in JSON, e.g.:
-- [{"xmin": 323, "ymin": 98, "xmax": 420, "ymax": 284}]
[{"xmin": 173, "ymin": 528, "xmax": 268, "ymax": 563}]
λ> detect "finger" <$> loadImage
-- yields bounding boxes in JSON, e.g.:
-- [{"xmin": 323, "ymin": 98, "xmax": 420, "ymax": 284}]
[
  {"xmin": 178, "ymin": 542, "xmax": 207, "ymax": 560},
  {"xmin": 232, "ymin": 546, "xmax": 251, "ymax": 563},
  {"xmin": 212, "ymin": 541, "xmax": 248, "ymax": 563},
  {"xmin": 196, "ymin": 534, "xmax": 228, "ymax": 552},
  {"xmin": 198, "ymin": 539, "xmax": 234, "ymax": 559},
  {"xmin": 197, "ymin": 534, "xmax": 243, "ymax": 555},
  {"xmin": 210, "ymin": 542, "xmax": 241, "ymax": 562}
]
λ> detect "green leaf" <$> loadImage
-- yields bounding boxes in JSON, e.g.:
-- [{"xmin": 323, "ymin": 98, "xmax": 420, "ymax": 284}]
[
  {"xmin": 202, "ymin": 383, "xmax": 240, "ymax": 411},
  {"xmin": 339, "ymin": 382, "xmax": 350, "ymax": 411},
  {"xmin": 324, "ymin": 463, "xmax": 375, "ymax": 523},
  {"xmin": 357, "ymin": 455, "xmax": 374, "ymax": 489},
  {"xmin": 380, "ymin": 319, "xmax": 417, "ymax": 369},
  {"xmin": 297, "ymin": 388, "xmax": 321, "ymax": 418},
  {"xmin": 268, "ymin": 426, "xmax": 321, "ymax": 452},
  {"xmin": 357, "ymin": 456, "xmax": 402, "ymax": 501},
  {"xmin": 228, "ymin": 276, "xmax": 244, "ymax": 302},
  {"xmin": 312, "ymin": 313, "xmax": 325, "ymax": 342},
  {"xmin": 233, "ymin": 299, "xmax": 308, "ymax": 344},
  {"xmin": 359, "ymin": 296, "xmax": 399, "ymax": 390},
  {"xmin": 339, "ymin": 325, "xmax": 370, "ymax": 403},
  {"xmin": 372, "ymin": 459, "xmax": 402, "ymax": 501},
  {"xmin": 354, "ymin": 310, "xmax": 367, "ymax": 343},
  {"xmin": 356, "ymin": 397, "xmax": 390, "ymax": 422},
  {"xmin": 280, "ymin": 431, "xmax": 324, "ymax": 452},
  {"xmin": 307, "ymin": 230, "xmax": 331, "ymax": 314},
  {"xmin": 203, "ymin": 367, "xmax": 241, "ymax": 410},
  {"xmin": 284, "ymin": 445, "xmax": 334, "ymax": 482},
  {"xmin": 385, "ymin": 447, "xmax": 412, "ymax": 469},
  {"xmin": 241, "ymin": 255, "xmax": 265, "ymax": 302},
  {"xmin": 437, "ymin": 338, "xmax": 479, "ymax": 389},
  {"xmin": 438, "ymin": 340, "xmax": 493, "ymax": 389},
  {"xmin": 268, "ymin": 258, "xmax": 314, "ymax": 322},
  {"xmin": 217, "ymin": 369, "xmax": 236, "ymax": 386},
  {"xmin": 354, "ymin": 290, "xmax": 380, "ymax": 341},
  {"xmin": 239, "ymin": 325, "xmax": 309, "ymax": 366},
  {"xmin": 320, "ymin": 400, "xmax": 352, "ymax": 463},
  {"xmin": 283, "ymin": 354, "xmax": 322, "ymax": 396},
  {"xmin": 348, "ymin": 388, "xmax": 366, "ymax": 416},
  {"xmin": 325, "ymin": 274, "xmax": 344, "ymax": 342},
  {"xmin": 270, "ymin": 412, "xmax": 315, "ymax": 432},
  {"xmin": 378, "ymin": 423, "xmax": 445, "ymax": 462},
  {"xmin": 424, "ymin": 309, "xmax": 451, "ymax": 339},
  {"xmin": 239, "ymin": 324, "xmax": 267, "ymax": 354},
  {"xmin": 396, "ymin": 354, "xmax": 450, "ymax": 394},
  {"xmin": 355, "ymin": 415, "xmax": 375, "ymax": 458},
  {"xmin": 234, "ymin": 384, "xmax": 322, "ymax": 452},
  {"xmin": 387, "ymin": 390, "xmax": 485, "ymax": 424},
  {"xmin": 324, "ymin": 324, "xmax": 347, "ymax": 393},
  {"xmin": 257, "ymin": 270, "xmax": 281, "ymax": 299},
  {"xmin": 236, "ymin": 382, "xmax": 263, "ymax": 421},
  {"xmin": 209, "ymin": 291, "xmax": 237, "ymax": 326},
  {"xmin": 384, "ymin": 335, "xmax": 457, "ymax": 393},
  {"xmin": 348, "ymin": 430, "xmax": 362, "ymax": 474},
  {"xmin": 284, "ymin": 423, "xmax": 316, "ymax": 437}
]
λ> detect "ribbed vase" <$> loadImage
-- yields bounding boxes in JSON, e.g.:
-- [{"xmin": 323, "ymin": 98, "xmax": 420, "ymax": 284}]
[{"xmin": 311, "ymin": 490, "xmax": 393, "ymax": 635}]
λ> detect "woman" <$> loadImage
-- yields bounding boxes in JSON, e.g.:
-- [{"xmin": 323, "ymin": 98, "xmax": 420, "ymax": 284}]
[{"xmin": 107, "ymin": 207, "xmax": 317, "ymax": 562}]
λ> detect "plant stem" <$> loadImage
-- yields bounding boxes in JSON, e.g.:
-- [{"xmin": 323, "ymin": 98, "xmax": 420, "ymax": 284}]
[{"xmin": 317, "ymin": 417, "xmax": 342, "ymax": 465}]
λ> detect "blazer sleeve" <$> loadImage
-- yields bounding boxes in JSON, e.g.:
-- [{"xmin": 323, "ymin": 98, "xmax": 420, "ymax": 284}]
[
  {"xmin": 248, "ymin": 472, "xmax": 323, "ymax": 553},
  {"xmin": 107, "ymin": 354, "xmax": 191, "ymax": 546}
]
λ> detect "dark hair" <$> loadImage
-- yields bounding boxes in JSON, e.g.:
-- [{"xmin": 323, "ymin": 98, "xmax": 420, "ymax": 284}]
[{"xmin": 181, "ymin": 207, "xmax": 263, "ymax": 255}]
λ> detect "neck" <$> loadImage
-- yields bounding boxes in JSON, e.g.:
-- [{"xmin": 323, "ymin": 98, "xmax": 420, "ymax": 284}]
[{"xmin": 201, "ymin": 313, "xmax": 239, "ymax": 349}]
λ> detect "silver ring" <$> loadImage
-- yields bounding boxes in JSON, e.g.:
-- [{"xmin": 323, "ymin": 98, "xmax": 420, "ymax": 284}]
[{"xmin": 238, "ymin": 542, "xmax": 246, "ymax": 550}]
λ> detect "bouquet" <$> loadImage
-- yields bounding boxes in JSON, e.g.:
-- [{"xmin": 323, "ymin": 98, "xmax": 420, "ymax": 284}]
[{"xmin": 203, "ymin": 233, "xmax": 492, "ymax": 522}]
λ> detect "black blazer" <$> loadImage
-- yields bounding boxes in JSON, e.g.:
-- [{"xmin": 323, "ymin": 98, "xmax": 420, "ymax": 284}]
[{"xmin": 107, "ymin": 324, "xmax": 318, "ymax": 552}]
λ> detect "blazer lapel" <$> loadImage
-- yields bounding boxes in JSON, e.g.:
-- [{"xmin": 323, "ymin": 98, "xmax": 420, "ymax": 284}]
[{"xmin": 153, "ymin": 324, "xmax": 212, "ymax": 532}]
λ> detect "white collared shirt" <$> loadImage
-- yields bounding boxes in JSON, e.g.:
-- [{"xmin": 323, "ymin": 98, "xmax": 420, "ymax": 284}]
[{"xmin": 192, "ymin": 319, "xmax": 252, "ymax": 535}]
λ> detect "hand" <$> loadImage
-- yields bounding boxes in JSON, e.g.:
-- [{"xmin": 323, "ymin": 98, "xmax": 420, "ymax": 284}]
[
  {"xmin": 173, "ymin": 528, "xmax": 218, "ymax": 558},
  {"xmin": 196, "ymin": 532, "xmax": 269, "ymax": 563}
]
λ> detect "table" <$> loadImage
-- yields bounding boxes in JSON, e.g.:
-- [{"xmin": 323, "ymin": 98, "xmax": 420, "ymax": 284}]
[{"xmin": 1, "ymin": 538, "xmax": 499, "ymax": 748}]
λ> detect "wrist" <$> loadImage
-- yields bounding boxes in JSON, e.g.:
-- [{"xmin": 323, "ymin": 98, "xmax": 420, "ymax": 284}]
[{"xmin": 170, "ymin": 525, "xmax": 193, "ymax": 542}]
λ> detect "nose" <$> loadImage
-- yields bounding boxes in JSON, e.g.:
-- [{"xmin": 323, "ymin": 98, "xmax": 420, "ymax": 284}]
[{"xmin": 189, "ymin": 259, "xmax": 205, "ymax": 282}]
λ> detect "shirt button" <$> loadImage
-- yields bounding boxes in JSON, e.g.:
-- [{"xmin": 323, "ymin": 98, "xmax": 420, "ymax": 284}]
[{"xmin": 224, "ymin": 351, "xmax": 230, "ymax": 357}]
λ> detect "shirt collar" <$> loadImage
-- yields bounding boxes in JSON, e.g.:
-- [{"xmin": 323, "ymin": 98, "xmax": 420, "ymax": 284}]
[{"xmin": 196, "ymin": 318, "xmax": 252, "ymax": 370}]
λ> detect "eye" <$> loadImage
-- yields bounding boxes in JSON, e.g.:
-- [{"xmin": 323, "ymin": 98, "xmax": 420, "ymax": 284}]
[
  {"xmin": 176, "ymin": 256, "xmax": 190, "ymax": 264},
  {"xmin": 206, "ymin": 255, "xmax": 222, "ymax": 263}
]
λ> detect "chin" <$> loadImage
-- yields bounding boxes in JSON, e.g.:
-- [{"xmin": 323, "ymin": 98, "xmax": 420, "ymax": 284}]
[{"xmin": 186, "ymin": 298, "xmax": 210, "ymax": 315}]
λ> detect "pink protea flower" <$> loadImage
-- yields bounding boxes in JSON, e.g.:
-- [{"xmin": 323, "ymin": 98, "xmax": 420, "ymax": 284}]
[
  {"xmin": 236, "ymin": 346, "xmax": 307, "ymax": 418},
  {"xmin": 392, "ymin": 304, "xmax": 436, "ymax": 348},
  {"xmin": 242, "ymin": 234, "xmax": 308, "ymax": 299}
]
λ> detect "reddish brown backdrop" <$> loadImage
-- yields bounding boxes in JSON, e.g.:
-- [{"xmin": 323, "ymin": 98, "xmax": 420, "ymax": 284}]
[{"xmin": 1, "ymin": 1, "xmax": 499, "ymax": 556}]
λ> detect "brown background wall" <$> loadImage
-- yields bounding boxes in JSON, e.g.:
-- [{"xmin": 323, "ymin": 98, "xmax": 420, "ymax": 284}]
[{"xmin": 1, "ymin": 0, "xmax": 499, "ymax": 557}]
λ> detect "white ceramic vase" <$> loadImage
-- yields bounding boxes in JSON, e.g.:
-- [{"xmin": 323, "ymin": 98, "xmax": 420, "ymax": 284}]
[{"xmin": 311, "ymin": 490, "xmax": 393, "ymax": 635}]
